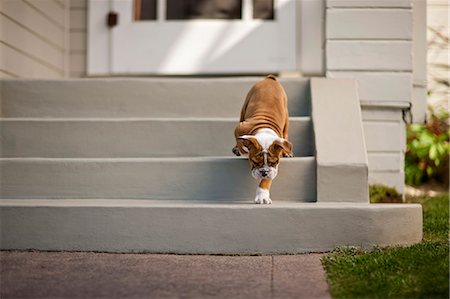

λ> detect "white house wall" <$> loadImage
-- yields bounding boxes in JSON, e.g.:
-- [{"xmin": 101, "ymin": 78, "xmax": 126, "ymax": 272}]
[
  {"xmin": 328, "ymin": 72, "xmax": 412, "ymax": 104},
  {"xmin": 0, "ymin": 0, "xmax": 69, "ymax": 78},
  {"xmin": 412, "ymin": 0, "xmax": 427, "ymax": 123},
  {"xmin": 326, "ymin": 0, "xmax": 413, "ymax": 7},
  {"xmin": 69, "ymin": 0, "xmax": 86, "ymax": 77},
  {"xmin": 427, "ymin": 0, "xmax": 449, "ymax": 112},
  {"xmin": 327, "ymin": 9, "xmax": 413, "ymax": 39},
  {"xmin": 325, "ymin": 0, "xmax": 417, "ymax": 194},
  {"xmin": 297, "ymin": 0, "xmax": 325, "ymax": 75},
  {"xmin": 362, "ymin": 107, "xmax": 406, "ymax": 193}
]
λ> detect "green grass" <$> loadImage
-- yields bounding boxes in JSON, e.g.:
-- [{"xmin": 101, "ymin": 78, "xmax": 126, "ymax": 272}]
[
  {"xmin": 322, "ymin": 194, "xmax": 449, "ymax": 299},
  {"xmin": 419, "ymin": 195, "xmax": 449, "ymax": 242}
]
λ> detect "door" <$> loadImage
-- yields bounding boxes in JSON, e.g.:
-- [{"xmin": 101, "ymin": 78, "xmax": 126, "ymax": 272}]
[{"xmin": 88, "ymin": 0, "xmax": 296, "ymax": 75}]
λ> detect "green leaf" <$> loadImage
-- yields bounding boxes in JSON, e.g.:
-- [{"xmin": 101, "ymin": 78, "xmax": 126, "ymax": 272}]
[
  {"xmin": 417, "ymin": 147, "xmax": 430, "ymax": 159},
  {"xmin": 436, "ymin": 143, "xmax": 446, "ymax": 155},
  {"xmin": 420, "ymin": 132, "xmax": 434, "ymax": 145},
  {"xmin": 429, "ymin": 145, "xmax": 438, "ymax": 160},
  {"xmin": 435, "ymin": 158, "xmax": 441, "ymax": 166},
  {"xmin": 409, "ymin": 124, "xmax": 423, "ymax": 133},
  {"xmin": 426, "ymin": 166, "xmax": 434, "ymax": 177}
]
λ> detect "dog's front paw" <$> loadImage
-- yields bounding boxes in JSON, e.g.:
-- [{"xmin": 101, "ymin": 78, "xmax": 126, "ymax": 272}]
[
  {"xmin": 232, "ymin": 146, "xmax": 241, "ymax": 156},
  {"xmin": 254, "ymin": 187, "xmax": 272, "ymax": 204}
]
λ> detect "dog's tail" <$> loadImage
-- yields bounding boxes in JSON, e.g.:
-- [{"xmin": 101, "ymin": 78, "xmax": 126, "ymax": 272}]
[{"xmin": 266, "ymin": 74, "xmax": 277, "ymax": 81}]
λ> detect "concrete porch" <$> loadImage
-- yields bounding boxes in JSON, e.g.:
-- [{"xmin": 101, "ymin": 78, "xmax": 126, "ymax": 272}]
[{"xmin": 0, "ymin": 77, "xmax": 422, "ymax": 253}]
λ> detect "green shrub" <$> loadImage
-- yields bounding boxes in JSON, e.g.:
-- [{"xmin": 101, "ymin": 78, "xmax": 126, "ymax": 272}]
[{"xmin": 405, "ymin": 108, "xmax": 449, "ymax": 186}]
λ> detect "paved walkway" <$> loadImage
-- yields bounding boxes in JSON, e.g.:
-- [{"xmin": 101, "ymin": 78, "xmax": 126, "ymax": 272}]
[{"xmin": 1, "ymin": 251, "xmax": 331, "ymax": 299}]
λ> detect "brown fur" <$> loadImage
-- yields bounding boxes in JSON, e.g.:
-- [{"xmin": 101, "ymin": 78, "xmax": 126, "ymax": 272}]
[
  {"xmin": 233, "ymin": 75, "xmax": 292, "ymax": 170},
  {"xmin": 259, "ymin": 179, "xmax": 272, "ymax": 190},
  {"xmin": 233, "ymin": 75, "xmax": 293, "ymax": 202},
  {"xmin": 234, "ymin": 75, "xmax": 289, "ymax": 141}
]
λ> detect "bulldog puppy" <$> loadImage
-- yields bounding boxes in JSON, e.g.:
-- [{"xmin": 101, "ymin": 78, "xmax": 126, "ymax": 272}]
[{"xmin": 233, "ymin": 75, "xmax": 293, "ymax": 204}]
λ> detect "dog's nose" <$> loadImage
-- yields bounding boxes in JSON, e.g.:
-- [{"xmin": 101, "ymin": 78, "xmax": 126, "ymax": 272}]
[{"xmin": 261, "ymin": 170, "xmax": 269, "ymax": 177}]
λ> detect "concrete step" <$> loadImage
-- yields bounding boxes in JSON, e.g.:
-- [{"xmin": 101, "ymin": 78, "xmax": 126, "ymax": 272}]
[
  {"xmin": 0, "ymin": 157, "xmax": 316, "ymax": 201},
  {"xmin": 1, "ymin": 78, "xmax": 310, "ymax": 118},
  {"xmin": 1, "ymin": 117, "xmax": 313, "ymax": 158},
  {"xmin": 0, "ymin": 199, "xmax": 423, "ymax": 254}
]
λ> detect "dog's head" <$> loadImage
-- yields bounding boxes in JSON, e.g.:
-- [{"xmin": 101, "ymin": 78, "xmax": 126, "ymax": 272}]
[{"xmin": 237, "ymin": 136, "xmax": 292, "ymax": 180}]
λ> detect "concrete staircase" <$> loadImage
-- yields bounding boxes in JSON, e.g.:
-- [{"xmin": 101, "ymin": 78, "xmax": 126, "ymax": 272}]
[{"xmin": 0, "ymin": 78, "xmax": 422, "ymax": 254}]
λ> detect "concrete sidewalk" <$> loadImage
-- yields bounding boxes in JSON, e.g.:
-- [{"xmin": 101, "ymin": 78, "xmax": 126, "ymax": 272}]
[{"xmin": 0, "ymin": 251, "xmax": 331, "ymax": 299}]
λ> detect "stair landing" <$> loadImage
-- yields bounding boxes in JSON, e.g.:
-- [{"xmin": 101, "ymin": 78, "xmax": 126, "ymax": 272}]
[{"xmin": 1, "ymin": 199, "xmax": 422, "ymax": 254}]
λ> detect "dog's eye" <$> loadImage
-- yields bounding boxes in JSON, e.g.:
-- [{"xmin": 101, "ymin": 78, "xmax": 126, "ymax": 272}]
[
  {"xmin": 268, "ymin": 157, "xmax": 278, "ymax": 167},
  {"xmin": 249, "ymin": 152, "xmax": 265, "ymax": 166},
  {"xmin": 251, "ymin": 157, "xmax": 264, "ymax": 167}
]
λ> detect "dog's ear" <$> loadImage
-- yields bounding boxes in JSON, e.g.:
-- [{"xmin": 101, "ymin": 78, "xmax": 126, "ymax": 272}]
[
  {"xmin": 238, "ymin": 135, "xmax": 261, "ymax": 153},
  {"xmin": 270, "ymin": 138, "xmax": 293, "ymax": 157}
]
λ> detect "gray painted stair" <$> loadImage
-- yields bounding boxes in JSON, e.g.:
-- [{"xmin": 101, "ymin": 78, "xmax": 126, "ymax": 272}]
[
  {"xmin": 0, "ymin": 78, "xmax": 315, "ymax": 201},
  {"xmin": 1, "ymin": 78, "xmax": 310, "ymax": 118},
  {"xmin": 1, "ymin": 157, "xmax": 316, "ymax": 201},
  {"xmin": 1, "ymin": 117, "xmax": 313, "ymax": 158},
  {"xmin": 1, "ymin": 199, "xmax": 422, "ymax": 254}
]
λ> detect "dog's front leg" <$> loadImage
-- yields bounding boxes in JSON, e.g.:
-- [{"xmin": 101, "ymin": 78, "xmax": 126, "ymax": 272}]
[{"xmin": 255, "ymin": 179, "xmax": 272, "ymax": 204}]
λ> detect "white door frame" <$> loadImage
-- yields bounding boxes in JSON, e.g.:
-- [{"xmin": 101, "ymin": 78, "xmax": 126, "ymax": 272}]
[{"xmin": 87, "ymin": 0, "xmax": 325, "ymax": 76}]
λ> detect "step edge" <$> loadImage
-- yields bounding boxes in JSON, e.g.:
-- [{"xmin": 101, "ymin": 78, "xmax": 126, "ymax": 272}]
[
  {"xmin": 0, "ymin": 199, "xmax": 420, "ymax": 209},
  {"xmin": 1, "ymin": 77, "xmax": 310, "ymax": 84},
  {"xmin": 0, "ymin": 116, "xmax": 312, "ymax": 122},
  {"xmin": 0, "ymin": 156, "xmax": 316, "ymax": 162}
]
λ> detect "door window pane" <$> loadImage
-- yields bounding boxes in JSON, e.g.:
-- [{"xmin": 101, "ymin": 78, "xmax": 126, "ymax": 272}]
[
  {"xmin": 134, "ymin": 0, "xmax": 274, "ymax": 21},
  {"xmin": 134, "ymin": 0, "xmax": 157, "ymax": 20},
  {"xmin": 253, "ymin": 0, "xmax": 273, "ymax": 20},
  {"xmin": 167, "ymin": 0, "xmax": 242, "ymax": 20}
]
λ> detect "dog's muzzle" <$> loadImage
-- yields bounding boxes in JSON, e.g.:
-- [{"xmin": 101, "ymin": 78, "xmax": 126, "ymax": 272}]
[{"xmin": 252, "ymin": 166, "xmax": 278, "ymax": 180}]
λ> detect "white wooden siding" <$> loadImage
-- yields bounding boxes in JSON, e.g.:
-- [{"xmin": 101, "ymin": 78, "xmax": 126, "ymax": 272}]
[
  {"xmin": 363, "ymin": 121, "xmax": 405, "ymax": 152},
  {"xmin": 427, "ymin": 0, "xmax": 449, "ymax": 112},
  {"xmin": 411, "ymin": 0, "xmax": 427, "ymax": 123},
  {"xmin": 1, "ymin": 0, "xmax": 65, "ymax": 46},
  {"xmin": 327, "ymin": 72, "xmax": 412, "ymax": 104},
  {"xmin": 0, "ymin": 69, "xmax": 18, "ymax": 78},
  {"xmin": 70, "ymin": 31, "xmax": 86, "ymax": 51},
  {"xmin": 69, "ymin": 0, "xmax": 86, "ymax": 77},
  {"xmin": 0, "ymin": 14, "xmax": 64, "ymax": 70},
  {"xmin": 70, "ymin": 52, "xmax": 85, "ymax": 74},
  {"xmin": 369, "ymin": 172, "xmax": 405, "ymax": 193},
  {"xmin": 70, "ymin": 6, "xmax": 86, "ymax": 28},
  {"xmin": 326, "ymin": 0, "xmax": 417, "ymax": 193},
  {"xmin": 0, "ymin": 0, "xmax": 69, "ymax": 78},
  {"xmin": 24, "ymin": 0, "xmax": 66, "ymax": 26},
  {"xmin": 362, "ymin": 107, "xmax": 406, "ymax": 193},
  {"xmin": 368, "ymin": 153, "xmax": 404, "ymax": 172},
  {"xmin": 327, "ymin": 0, "xmax": 412, "ymax": 8},
  {"xmin": 0, "ymin": 43, "xmax": 62, "ymax": 78},
  {"xmin": 327, "ymin": 9, "xmax": 412, "ymax": 40},
  {"xmin": 327, "ymin": 41, "xmax": 413, "ymax": 71},
  {"xmin": 361, "ymin": 107, "xmax": 403, "ymax": 122}
]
